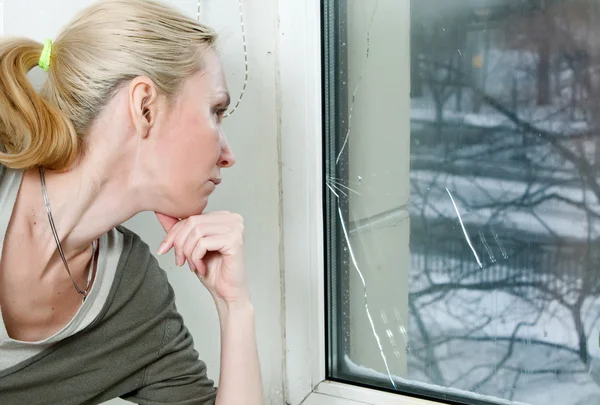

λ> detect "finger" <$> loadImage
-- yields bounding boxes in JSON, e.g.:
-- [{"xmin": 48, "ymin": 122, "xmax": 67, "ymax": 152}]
[
  {"xmin": 158, "ymin": 213, "xmax": 244, "ymax": 258},
  {"xmin": 182, "ymin": 234, "xmax": 200, "ymax": 271},
  {"xmin": 190, "ymin": 235, "xmax": 230, "ymax": 277},
  {"xmin": 188, "ymin": 221, "xmax": 234, "ymax": 237},
  {"xmin": 191, "ymin": 242, "xmax": 207, "ymax": 277},
  {"xmin": 155, "ymin": 212, "xmax": 179, "ymax": 232},
  {"xmin": 195, "ymin": 252, "xmax": 221, "ymax": 281},
  {"xmin": 176, "ymin": 222, "xmax": 231, "ymax": 266},
  {"xmin": 157, "ymin": 218, "xmax": 186, "ymax": 255},
  {"xmin": 189, "ymin": 211, "xmax": 243, "ymax": 228},
  {"xmin": 171, "ymin": 221, "xmax": 197, "ymax": 266}
]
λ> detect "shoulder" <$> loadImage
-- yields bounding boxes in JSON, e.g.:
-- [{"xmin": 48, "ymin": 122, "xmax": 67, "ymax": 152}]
[
  {"xmin": 0, "ymin": 164, "xmax": 20, "ymax": 191},
  {"xmin": 102, "ymin": 225, "xmax": 176, "ymax": 322},
  {"xmin": 0, "ymin": 164, "xmax": 6, "ymax": 191},
  {"xmin": 113, "ymin": 227, "xmax": 217, "ymax": 402},
  {"xmin": 0, "ymin": 165, "xmax": 23, "ymax": 218},
  {"xmin": 115, "ymin": 225, "xmax": 159, "ymax": 273},
  {"xmin": 114, "ymin": 225, "xmax": 167, "ymax": 290}
]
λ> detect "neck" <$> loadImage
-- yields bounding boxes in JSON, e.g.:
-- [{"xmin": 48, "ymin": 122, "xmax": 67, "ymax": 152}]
[{"xmin": 22, "ymin": 151, "xmax": 142, "ymax": 261}]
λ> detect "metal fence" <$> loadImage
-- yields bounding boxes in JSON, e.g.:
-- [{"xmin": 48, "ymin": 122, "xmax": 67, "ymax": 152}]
[{"xmin": 409, "ymin": 217, "xmax": 599, "ymax": 294}]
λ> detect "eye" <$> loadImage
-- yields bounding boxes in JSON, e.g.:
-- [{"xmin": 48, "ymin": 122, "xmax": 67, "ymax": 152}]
[{"xmin": 213, "ymin": 107, "xmax": 227, "ymax": 122}]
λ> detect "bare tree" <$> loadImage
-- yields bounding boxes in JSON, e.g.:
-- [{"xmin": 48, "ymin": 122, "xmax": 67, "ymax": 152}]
[{"xmin": 407, "ymin": 1, "xmax": 600, "ymax": 402}]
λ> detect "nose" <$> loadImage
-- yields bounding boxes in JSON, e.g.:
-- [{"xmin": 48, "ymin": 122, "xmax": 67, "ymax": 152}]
[{"xmin": 218, "ymin": 135, "xmax": 236, "ymax": 168}]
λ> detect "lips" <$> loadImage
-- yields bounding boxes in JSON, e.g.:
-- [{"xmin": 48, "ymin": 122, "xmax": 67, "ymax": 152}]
[{"xmin": 210, "ymin": 179, "xmax": 222, "ymax": 185}]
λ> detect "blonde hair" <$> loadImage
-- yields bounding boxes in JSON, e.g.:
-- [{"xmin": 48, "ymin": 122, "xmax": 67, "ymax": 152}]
[{"xmin": 0, "ymin": 0, "xmax": 217, "ymax": 171}]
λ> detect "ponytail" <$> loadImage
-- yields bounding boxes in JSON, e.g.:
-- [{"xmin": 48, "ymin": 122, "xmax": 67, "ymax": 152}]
[
  {"xmin": 0, "ymin": 0, "xmax": 217, "ymax": 172},
  {"xmin": 0, "ymin": 38, "xmax": 79, "ymax": 171}
]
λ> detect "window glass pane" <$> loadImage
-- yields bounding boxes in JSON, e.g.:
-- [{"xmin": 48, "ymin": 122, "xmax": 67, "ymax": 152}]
[{"xmin": 324, "ymin": 1, "xmax": 600, "ymax": 404}]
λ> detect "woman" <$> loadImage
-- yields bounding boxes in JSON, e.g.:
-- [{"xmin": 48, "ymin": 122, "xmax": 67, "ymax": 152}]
[{"xmin": 0, "ymin": 0, "xmax": 263, "ymax": 404}]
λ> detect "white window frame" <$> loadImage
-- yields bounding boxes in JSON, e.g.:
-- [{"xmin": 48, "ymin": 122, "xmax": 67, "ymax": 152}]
[{"xmin": 278, "ymin": 1, "xmax": 444, "ymax": 404}]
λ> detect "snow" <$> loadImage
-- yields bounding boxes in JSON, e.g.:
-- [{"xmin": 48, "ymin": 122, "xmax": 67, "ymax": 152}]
[
  {"xmin": 343, "ymin": 355, "xmax": 532, "ymax": 405},
  {"xmin": 339, "ymin": 130, "xmax": 600, "ymax": 402},
  {"xmin": 341, "ymin": 279, "xmax": 600, "ymax": 404},
  {"xmin": 335, "ymin": 40, "xmax": 600, "ymax": 405},
  {"xmin": 409, "ymin": 169, "xmax": 600, "ymax": 240}
]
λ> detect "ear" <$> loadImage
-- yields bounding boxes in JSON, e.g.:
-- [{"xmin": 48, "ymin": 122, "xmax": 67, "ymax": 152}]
[{"xmin": 129, "ymin": 76, "xmax": 159, "ymax": 139}]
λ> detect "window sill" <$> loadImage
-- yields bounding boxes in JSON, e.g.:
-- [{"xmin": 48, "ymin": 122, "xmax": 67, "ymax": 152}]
[{"xmin": 302, "ymin": 381, "xmax": 448, "ymax": 405}]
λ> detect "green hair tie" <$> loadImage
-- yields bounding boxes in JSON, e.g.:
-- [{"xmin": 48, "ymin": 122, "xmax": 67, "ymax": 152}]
[{"xmin": 39, "ymin": 39, "xmax": 53, "ymax": 72}]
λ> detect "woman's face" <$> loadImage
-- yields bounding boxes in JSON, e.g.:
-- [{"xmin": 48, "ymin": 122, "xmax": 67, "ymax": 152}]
[{"xmin": 149, "ymin": 49, "xmax": 235, "ymax": 218}]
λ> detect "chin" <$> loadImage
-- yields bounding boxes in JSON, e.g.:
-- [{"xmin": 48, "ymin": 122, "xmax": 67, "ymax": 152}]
[
  {"xmin": 163, "ymin": 186, "xmax": 212, "ymax": 219},
  {"xmin": 185, "ymin": 197, "xmax": 210, "ymax": 218},
  {"xmin": 157, "ymin": 200, "xmax": 207, "ymax": 220}
]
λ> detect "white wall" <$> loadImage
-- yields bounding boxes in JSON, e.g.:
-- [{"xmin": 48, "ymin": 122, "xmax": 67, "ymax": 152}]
[{"xmin": 4, "ymin": 1, "xmax": 284, "ymax": 404}]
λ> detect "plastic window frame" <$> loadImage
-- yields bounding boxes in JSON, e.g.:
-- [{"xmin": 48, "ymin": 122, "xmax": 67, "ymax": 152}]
[{"xmin": 279, "ymin": 0, "xmax": 445, "ymax": 404}]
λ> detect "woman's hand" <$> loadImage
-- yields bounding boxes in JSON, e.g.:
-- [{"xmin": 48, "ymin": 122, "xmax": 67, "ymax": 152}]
[
  {"xmin": 155, "ymin": 211, "xmax": 249, "ymax": 304},
  {"xmin": 156, "ymin": 212, "xmax": 263, "ymax": 404}
]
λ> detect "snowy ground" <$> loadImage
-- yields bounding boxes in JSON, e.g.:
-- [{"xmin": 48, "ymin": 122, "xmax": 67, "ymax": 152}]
[
  {"xmin": 407, "ymin": 257, "xmax": 600, "ymax": 404},
  {"xmin": 342, "ymin": 131, "xmax": 600, "ymax": 404},
  {"xmin": 410, "ymin": 169, "xmax": 600, "ymax": 241},
  {"xmin": 338, "ymin": 42, "xmax": 600, "ymax": 403}
]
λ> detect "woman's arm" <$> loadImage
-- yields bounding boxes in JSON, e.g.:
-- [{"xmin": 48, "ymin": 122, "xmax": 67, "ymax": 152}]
[
  {"xmin": 214, "ymin": 298, "xmax": 263, "ymax": 405},
  {"xmin": 156, "ymin": 211, "xmax": 263, "ymax": 405}
]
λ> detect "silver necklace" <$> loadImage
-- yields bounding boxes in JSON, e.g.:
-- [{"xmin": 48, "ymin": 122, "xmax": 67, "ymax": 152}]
[{"xmin": 39, "ymin": 167, "xmax": 96, "ymax": 302}]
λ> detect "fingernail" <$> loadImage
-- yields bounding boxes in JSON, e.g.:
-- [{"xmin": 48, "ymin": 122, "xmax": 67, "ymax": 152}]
[{"xmin": 157, "ymin": 243, "xmax": 168, "ymax": 255}]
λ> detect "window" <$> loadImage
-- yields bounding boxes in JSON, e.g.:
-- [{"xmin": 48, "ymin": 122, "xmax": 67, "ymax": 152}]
[{"xmin": 323, "ymin": 1, "xmax": 600, "ymax": 405}]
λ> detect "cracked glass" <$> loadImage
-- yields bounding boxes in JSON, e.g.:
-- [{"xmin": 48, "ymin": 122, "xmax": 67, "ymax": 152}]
[{"xmin": 324, "ymin": 1, "xmax": 600, "ymax": 404}]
